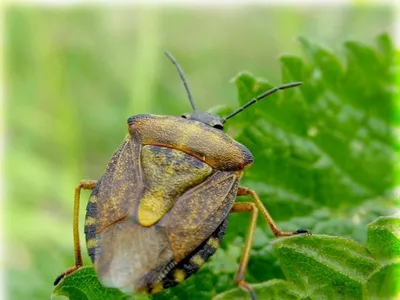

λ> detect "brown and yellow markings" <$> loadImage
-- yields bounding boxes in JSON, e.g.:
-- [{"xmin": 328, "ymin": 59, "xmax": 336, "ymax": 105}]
[
  {"xmin": 85, "ymin": 216, "xmax": 96, "ymax": 226},
  {"xmin": 173, "ymin": 269, "xmax": 186, "ymax": 283},
  {"xmin": 149, "ymin": 282, "xmax": 164, "ymax": 294},
  {"xmin": 207, "ymin": 236, "xmax": 219, "ymax": 250},
  {"xmin": 146, "ymin": 143, "xmax": 211, "ymax": 166},
  {"xmin": 131, "ymin": 115, "xmax": 253, "ymax": 171},
  {"xmin": 89, "ymin": 194, "xmax": 97, "ymax": 203},
  {"xmin": 94, "ymin": 214, "xmax": 127, "ymax": 234},
  {"xmin": 97, "ymin": 200, "xmax": 113, "ymax": 219},
  {"xmin": 138, "ymin": 145, "xmax": 212, "ymax": 227},
  {"xmin": 86, "ymin": 238, "xmax": 96, "ymax": 249},
  {"xmin": 138, "ymin": 191, "xmax": 167, "ymax": 226},
  {"xmin": 191, "ymin": 254, "xmax": 205, "ymax": 267}
]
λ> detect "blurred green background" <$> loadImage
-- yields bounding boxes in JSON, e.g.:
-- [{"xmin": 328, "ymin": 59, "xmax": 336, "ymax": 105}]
[{"xmin": 4, "ymin": 3, "xmax": 396, "ymax": 300}]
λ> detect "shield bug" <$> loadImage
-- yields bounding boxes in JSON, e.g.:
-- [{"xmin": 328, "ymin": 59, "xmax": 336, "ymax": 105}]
[{"xmin": 54, "ymin": 51, "xmax": 310, "ymax": 300}]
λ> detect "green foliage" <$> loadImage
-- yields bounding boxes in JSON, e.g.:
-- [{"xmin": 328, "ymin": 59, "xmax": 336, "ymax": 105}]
[
  {"xmin": 215, "ymin": 217, "xmax": 400, "ymax": 300},
  {"xmin": 366, "ymin": 216, "xmax": 400, "ymax": 299},
  {"xmin": 367, "ymin": 215, "xmax": 400, "ymax": 262},
  {"xmin": 53, "ymin": 267, "xmax": 132, "ymax": 300},
  {"xmin": 214, "ymin": 279, "xmax": 304, "ymax": 300},
  {"xmin": 54, "ymin": 217, "xmax": 400, "ymax": 300},
  {"xmin": 52, "ymin": 34, "xmax": 397, "ymax": 300}
]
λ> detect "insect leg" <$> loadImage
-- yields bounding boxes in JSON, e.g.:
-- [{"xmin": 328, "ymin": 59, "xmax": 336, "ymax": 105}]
[
  {"xmin": 237, "ymin": 187, "xmax": 311, "ymax": 237},
  {"xmin": 230, "ymin": 202, "xmax": 258, "ymax": 300},
  {"xmin": 54, "ymin": 179, "xmax": 97, "ymax": 286}
]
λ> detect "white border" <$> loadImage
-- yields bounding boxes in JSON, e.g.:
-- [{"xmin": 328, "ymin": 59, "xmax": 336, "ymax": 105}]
[
  {"xmin": 0, "ymin": 1, "xmax": 398, "ymax": 300},
  {"xmin": 8, "ymin": 0, "xmax": 396, "ymax": 5}
]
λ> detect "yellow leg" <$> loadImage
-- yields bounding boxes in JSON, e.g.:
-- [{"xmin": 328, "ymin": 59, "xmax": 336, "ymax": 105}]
[
  {"xmin": 237, "ymin": 186, "xmax": 311, "ymax": 237},
  {"xmin": 230, "ymin": 188, "xmax": 311, "ymax": 299},
  {"xmin": 54, "ymin": 179, "xmax": 97, "ymax": 285},
  {"xmin": 230, "ymin": 202, "xmax": 258, "ymax": 300}
]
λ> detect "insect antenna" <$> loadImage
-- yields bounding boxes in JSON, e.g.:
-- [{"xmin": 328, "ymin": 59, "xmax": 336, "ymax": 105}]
[
  {"xmin": 222, "ymin": 82, "xmax": 303, "ymax": 122},
  {"xmin": 164, "ymin": 51, "xmax": 197, "ymax": 111}
]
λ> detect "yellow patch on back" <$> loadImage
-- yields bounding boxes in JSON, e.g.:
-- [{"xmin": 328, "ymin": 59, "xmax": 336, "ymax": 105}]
[
  {"xmin": 150, "ymin": 282, "xmax": 164, "ymax": 294},
  {"xmin": 173, "ymin": 269, "xmax": 186, "ymax": 283},
  {"xmin": 138, "ymin": 145, "xmax": 212, "ymax": 227},
  {"xmin": 87, "ymin": 238, "xmax": 96, "ymax": 249},
  {"xmin": 138, "ymin": 209, "xmax": 159, "ymax": 227},
  {"xmin": 207, "ymin": 237, "xmax": 219, "ymax": 249},
  {"xmin": 191, "ymin": 254, "xmax": 205, "ymax": 267},
  {"xmin": 85, "ymin": 216, "xmax": 96, "ymax": 226},
  {"xmin": 138, "ymin": 189, "xmax": 166, "ymax": 226}
]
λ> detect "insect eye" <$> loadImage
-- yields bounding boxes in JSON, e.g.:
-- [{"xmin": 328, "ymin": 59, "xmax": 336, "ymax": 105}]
[{"xmin": 213, "ymin": 124, "xmax": 224, "ymax": 130}]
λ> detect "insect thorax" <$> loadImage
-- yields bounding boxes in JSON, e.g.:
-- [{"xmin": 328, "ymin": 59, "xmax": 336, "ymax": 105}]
[{"xmin": 127, "ymin": 114, "xmax": 254, "ymax": 171}]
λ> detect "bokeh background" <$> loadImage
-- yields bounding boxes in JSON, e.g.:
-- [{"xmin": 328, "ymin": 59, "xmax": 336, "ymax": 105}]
[{"xmin": 4, "ymin": 2, "xmax": 397, "ymax": 299}]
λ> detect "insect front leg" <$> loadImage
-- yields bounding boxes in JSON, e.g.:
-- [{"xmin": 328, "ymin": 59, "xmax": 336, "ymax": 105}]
[
  {"xmin": 237, "ymin": 187, "xmax": 311, "ymax": 237},
  {"xmin": 54, "ymin": 179, "xmax": 97, "ymax": 286},
  {"xmin": 230, "ymin": 202, "xmax": 259, "ymax": 300}
]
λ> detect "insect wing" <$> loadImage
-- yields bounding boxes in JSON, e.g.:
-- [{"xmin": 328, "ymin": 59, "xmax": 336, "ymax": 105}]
[
  {"xmin": 85, "ymin": 137, "xmax": 174, "ymax": 292},
  {"xmin": 160, "ymin": 170, "xmax": 241, "ymax": 262},
  {"xmin": 86, "ymin": 137, "xmax": 142, "ymax": 237}
]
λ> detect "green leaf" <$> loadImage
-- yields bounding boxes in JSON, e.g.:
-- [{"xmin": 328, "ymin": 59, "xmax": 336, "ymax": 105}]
[
  {"xmin": 213, "ymin": 279, "xmax": 305, "ymax": 300},
  {"xmin": 53, "ymin": 267, "xmax": 134, "ymax": 300},
  {"xmin": 151, "ymin": 266, "xmax": 229, "ymax": 300},
  {"xmin": 375, "ymin": 33, "xmax": 395, "ymax": 69},
  {"xmin": 366, "ymin": 215, "xmax": 400, "ymax": 299},
  {"xmin": 280, "ymin": 55, "xmax": 315, "ymax": 103},
  {"xmin": 367, "ymin": 215, "xmax": 400, "ymax": 262},
  {"xmin": 367, "ymin": 263, "xmax": 400, "ymax": 299},
  {"xmin": 213, "ymin": 216, "xmax": 400, "ymax": 300},
  {"xmin": 298, "ymin": 37, "xmax": 343, "ymax": 88},
  {"xmin": 274, "ymin": 235, "xmax": 379, "ymax": 299}
]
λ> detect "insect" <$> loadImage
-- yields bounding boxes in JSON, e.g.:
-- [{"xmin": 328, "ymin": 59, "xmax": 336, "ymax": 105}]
[{"xmin": 54, "ymin": 51, "xmax": 310, "ymax": 300}]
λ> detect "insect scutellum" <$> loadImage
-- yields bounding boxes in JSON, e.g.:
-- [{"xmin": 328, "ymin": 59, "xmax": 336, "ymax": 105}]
[{"xmin": 164, "ymin": 50, "xmax": 303, "ymax": 130}]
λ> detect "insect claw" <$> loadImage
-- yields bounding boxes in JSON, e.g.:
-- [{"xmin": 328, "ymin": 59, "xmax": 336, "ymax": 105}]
[
  {"xmin": 53, "ymin": 273, "xmax": 65, "ymax": 286},
  {"xmin": 53, "ymin": 266, "xmax": 81, "ymax": 286},
  {"xmin": 294, "ymin": 228, "xmax": 312, "ymax": 235},
  {"xmin": 249, "ymin": 289, "xmax": 257, "ymax": 300},
  {"xmin": 238, "ymin": 280, "xmax": 257, "ymax": 300}
]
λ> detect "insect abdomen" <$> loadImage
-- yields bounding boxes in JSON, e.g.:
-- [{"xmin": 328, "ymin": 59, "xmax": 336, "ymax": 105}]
[
  {"xmin": 85, "ymin": 179, "xmax": 101, "ymax": 263},
  {"xmin": 147, "ymin": 217, "xmax": 228, "ymax": 294}
]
